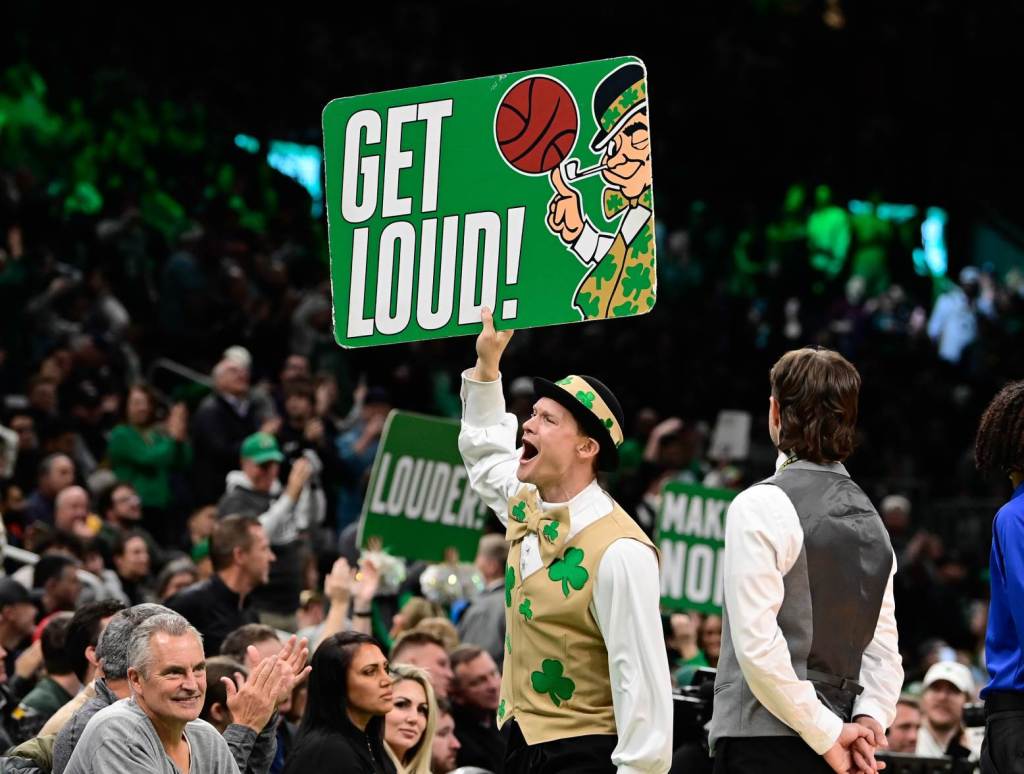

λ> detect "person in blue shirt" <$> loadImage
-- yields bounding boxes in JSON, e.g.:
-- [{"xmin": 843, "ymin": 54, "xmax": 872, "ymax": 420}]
[{"xmin": 975, "ymin": 380, "xmax": 1024, "ymax": 774}]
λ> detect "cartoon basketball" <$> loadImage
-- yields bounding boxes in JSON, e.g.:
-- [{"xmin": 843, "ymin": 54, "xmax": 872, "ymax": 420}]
[{"xmin": 495, "ymin": 76, "xmax": 578, "ymax": 175}]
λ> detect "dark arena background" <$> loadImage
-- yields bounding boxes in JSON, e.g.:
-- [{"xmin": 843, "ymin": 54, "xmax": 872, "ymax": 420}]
[{"xmin": 2, "ymin": 4, "xmax": 1023, "ymax": 772}]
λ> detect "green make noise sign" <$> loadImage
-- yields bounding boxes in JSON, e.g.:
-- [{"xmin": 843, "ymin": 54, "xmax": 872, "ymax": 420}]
[
  {"xmin": 657, "ymin": 482, "xmax": 736, "ymax": 616},
  {"xmin": 323, "ymin": 55, "xmax": 657, "ymax": 348}
]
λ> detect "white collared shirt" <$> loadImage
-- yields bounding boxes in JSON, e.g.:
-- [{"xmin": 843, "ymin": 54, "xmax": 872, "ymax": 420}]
[
  {"xmin": 722, "ymin": 452, "xmax": 904, "ymax": 755},
  {"xmin": 459, "ymin": 370, "xmax": 672, "ymax": 774},
  {"xmin": 572, "ymin": 204, "xmax": 652, "ymax": 266}
]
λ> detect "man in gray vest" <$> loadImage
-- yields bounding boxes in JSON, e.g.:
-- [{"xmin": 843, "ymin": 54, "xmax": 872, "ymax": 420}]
[{"xmin": 710, "ymin": 347, "xmax": 903, "ymax": 774}]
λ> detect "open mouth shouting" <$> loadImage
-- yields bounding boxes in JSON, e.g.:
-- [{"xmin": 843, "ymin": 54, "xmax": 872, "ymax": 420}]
[{"xmin": 519, "ymin": 438, "xmax": 540, "ymax": 474}]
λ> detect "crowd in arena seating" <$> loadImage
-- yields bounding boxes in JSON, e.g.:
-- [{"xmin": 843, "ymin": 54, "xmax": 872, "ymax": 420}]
[{"xmin": 3, "ymin": 57, "xmax": 1023, "ymax": 771}]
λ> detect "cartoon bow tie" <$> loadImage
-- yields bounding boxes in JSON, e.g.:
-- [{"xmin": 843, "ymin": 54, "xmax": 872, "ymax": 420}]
[
  {"xmin": 505, "ymin": 486, "xmax": 570, "ymax": 565},
  {"xmin": 603, "ymin": 189, "xmax": 642, "ymax": 219}
]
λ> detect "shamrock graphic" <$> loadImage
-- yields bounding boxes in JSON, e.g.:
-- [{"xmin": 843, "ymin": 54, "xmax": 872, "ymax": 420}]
[
  {"xmin": 591, "ymin": 254, "xmax": 619, "ymax": 290},
  {"xmin": 542, "ymin": 521, "xmax": 559, "ymax": 543},
  {"xmin": 604, "ymin": 105, "xmax": 622, "ymax": 127},
  {"xmin": 531, "ymin": 659, "xmax": 576, "ymax": 707},
  {"xmin": 506, "ymin": 634, "xmax": 512, "ymax": 655},
  {"xmin": 505, "ymin": 565, "xmax": 515, "ymax": 608},
  {"xmin": 629, "ymin": 226, "xmax": 653, "ymax": 259},
  {"xmin": 621, "ymin": 87, "xmax": 639, "ymax": 108},
  {"xmin": 604, "ymin": 192, "xmax": 624, "ymax": 215},
  {"xmin": 646, "ymin": 295, "xmax": 655, "ymax": 309},
  {"xmin": 612, "ymin": 300, "xmax": 639, "ymax": 318},
  {"xmin": 556, "ymin": 377, "xmax": 573, "ymax": 386},
  {"xmin": 576, "ymin": 291, "xmax": 601, "ymax": 319},
  {"xmin": 622, "ymin": 264, "xmax": 652, "ymax": 299},
  {"xmin": 497, "ymin": 699, "xmax": 506, "ymax": 720},
  {"xmin": 603, "ymin": 417, "xmax": 614, "ymax": 429},
  {"xmin": 575, "ymin": 390, "xmax": 595, "ymax": 410},
  {"xmin": 519, "ymin": 598, "xmax": 533, "ymax": 621},
  {"xmin": 548, "ymin": 547, "xmax": 589, "ymax": 598},
  {"xmin": 641, "ymin": 188, "xmax": 653, "ymax": 208},
  {"xmin": 510, "ymin": 500, "xmax": 527, "ymax": 523}
]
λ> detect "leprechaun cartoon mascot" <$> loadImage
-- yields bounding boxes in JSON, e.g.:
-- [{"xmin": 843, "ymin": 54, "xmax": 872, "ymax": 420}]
[
  {"xmin": 548, "ymin": 62, "xmax": 655, "ymax": 321},
  {"xmin": 458, "ymin": 308, "xmax": 672, "ymax": 773}
]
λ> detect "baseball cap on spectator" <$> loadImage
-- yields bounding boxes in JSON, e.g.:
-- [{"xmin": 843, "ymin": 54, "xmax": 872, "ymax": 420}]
[
  {"xmin": 240, "ymin": 432, "xmax": 284, "ymax": 464},
  {"xmin": 0, "ymin": 578, "xmax": 32, "ymax": 608},
  {"xmin": 922, "ymin": 661, "xmax": 974, "ymax": 695}
]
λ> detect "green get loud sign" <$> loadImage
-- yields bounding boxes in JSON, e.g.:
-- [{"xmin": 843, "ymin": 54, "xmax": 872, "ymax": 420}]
[{"xmin": 322, "ymin": 55, "xmax": 657, "ymax": 348}]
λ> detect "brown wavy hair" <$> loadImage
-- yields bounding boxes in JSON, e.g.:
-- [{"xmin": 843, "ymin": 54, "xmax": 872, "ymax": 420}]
[
  {"xmin": 975, "ymin": 380, "xmax": 1024, "ymax": 475},
  {"xmin": 770, "ymin": 347, "xmax": 861, "ymax": 463}
]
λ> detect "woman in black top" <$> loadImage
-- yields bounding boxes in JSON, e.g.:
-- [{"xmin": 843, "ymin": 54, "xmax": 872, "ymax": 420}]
[{"xmin": 283, "ymin": 631, "xmax": 397, "ymax": 774}]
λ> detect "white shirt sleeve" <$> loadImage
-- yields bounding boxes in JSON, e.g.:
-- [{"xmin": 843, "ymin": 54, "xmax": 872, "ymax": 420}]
[
  {"xmin": 592, "ymin": 539, "xmax": 673, "ymax": 774},
  {"xmin": 458, "ymin": 370, "xmax": 523, "ymax": 525},
  {"xmin": 572, "ymin": 220, "xmax": 616, "ymax": 266},
  {"xmin": 723, "ymin": 484, "xmax": 844, "ymax": 756},
  {"xmin": 852, "ymin": 550, "xmax": 903, "ymax": 727}
]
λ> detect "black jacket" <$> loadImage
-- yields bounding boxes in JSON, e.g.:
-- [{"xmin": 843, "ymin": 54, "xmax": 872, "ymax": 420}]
[
  {"xmin": 166, "ymin": 574, "xmax": 259, "ymax": 656},
  {"xmin": 283, "ymin": 719, "xmax": 396, "ymax": 774},
  {"xmin": 191, "ymin": 393, "xmax": 260, "ymax": 505}
]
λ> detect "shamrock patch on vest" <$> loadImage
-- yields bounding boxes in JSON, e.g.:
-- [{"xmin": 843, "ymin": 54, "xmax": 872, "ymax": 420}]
[
  {"xmin": 505, "ymin": 565, "xmax": 515, "ymax": 608},
  {"xmin": 519, "ymin": 598, "xmax": 534, "ymax": 621},
  {"xmin": 548, "ymin": 546, "xmax": 589, "ymax": 598},
  {"xmin": 531, "ymin": 659, "xmax": 576, "ymax": 707}
]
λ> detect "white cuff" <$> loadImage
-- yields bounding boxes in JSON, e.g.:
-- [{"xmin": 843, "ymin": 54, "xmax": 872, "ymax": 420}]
[
  {"xmin": 804, "ymin": 704, "xmax": 844, "ymax": 756},
  {"xmin": 851, "ymin": 699, "xmax": 889, "ymax": 729},
  {"xmin": 572, "ymin": 220, "xmax": 600, "ymax": 264},
  {"xmin": 460, "ymin": 369, "xmax": 508, "ymax": 427}
]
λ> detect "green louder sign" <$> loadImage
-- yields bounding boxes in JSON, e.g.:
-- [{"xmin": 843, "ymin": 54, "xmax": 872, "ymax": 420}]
[
  {"xmin": 657, "ymin": 482, "xmax": 736, "ymax": 616},
  {"xmin": 359, "ymin": 411, "xmax": 489, "ymax": 562},
  {"xmin": 322, "ymin": 55, "xmax": 656, "ymax": 347}
]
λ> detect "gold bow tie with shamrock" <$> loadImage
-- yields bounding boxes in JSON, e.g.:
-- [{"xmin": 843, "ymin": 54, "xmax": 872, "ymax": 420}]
[
  {"xmin": 505, "ymin": 486, "xmax": 570, "ymax": 565},
  {"xmin": 603, "ymin": 189, "xmax": 642, "ymax": 219}
]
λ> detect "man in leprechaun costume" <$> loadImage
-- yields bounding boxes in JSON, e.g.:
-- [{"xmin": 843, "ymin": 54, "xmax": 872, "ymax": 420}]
[
  {"xmin": 457, "ymin": 308, "xmax": 672, "ymax": 773},
  {"xmin": 548, "ymin": 62, "xmax": 655, "ymax": 321}
]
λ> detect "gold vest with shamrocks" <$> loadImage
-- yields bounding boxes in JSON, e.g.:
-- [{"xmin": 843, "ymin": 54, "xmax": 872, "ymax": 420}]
[
  {"xmin": 498, "ymin": 486, "xmax": 657, "ymax": 744},
  {"xmin": 573, "ymin": 187, "xmax": 655, "ymax": 321}
]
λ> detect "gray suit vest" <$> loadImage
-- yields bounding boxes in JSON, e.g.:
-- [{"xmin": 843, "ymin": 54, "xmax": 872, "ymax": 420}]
[{"xmin": 708, "ymin": 460, "xmax": 893, "ymax": 747}]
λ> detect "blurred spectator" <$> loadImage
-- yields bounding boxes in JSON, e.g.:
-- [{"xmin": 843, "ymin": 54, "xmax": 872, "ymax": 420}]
[
  {"xmin": 95, "ymin": 482, "xmax": 162, "ymax": 571},
  {"xmin": 456, "ymin": 534, "xmax": 508, "ymax": 668},
  {"xmin": 411, "ymin": 619, "xmax": 459, "ymax": 654},
  {"xmin": 111, "ymin": 531, "xmax": 152, "ymax": 606},
  {"xmin": 886, "ymin": 696, "xmax": 921, "ymax": 754},
  {"xmin": 166, "ymin": 515, "xmax": 270, "ymax": 656},
  {"xmin": 11, "ymin": 612, "xmax": 79, "ymax": 743},
  {"xmin": 429, "ymin": 698, "xmax": 461, "ymax": 774},
  {"xmin": 154, "ymin": 558, "xmax": 200, "ymax": 603},
  {"xmin": 217, "ymin": 432, "xmax": 324, "ymax": 629},
  {"xmin": 449, "ymin": 645, "xmax": 505, "ymax": 773},
  {"xmin": 916, "ymin": 661, "xmax": 980, "ymax": 762},
  {"xmin": 191, "ymin": 358, "xmax": 275, "ymax": 506},
  {"xmin": 334, "ymin": 388, "xmax": 391, "ymax": 532},
  {"xmin": 23, "ymin": 453, "xmax": 75, "ymax": 526},
  {"xmin": 6, "ymin": 410, "xmax": 42, "ymax": 494},
  {"xmin": 927, "ymin": 266, "xmax": 995, "ymax": 365},
  {"xmin": 106, "ymin": 384, "xmax": 192, "ymax": 544},
  {"xmin": 33, "ymin": 555, "xmax": 82, "ymax": 619},
  {"xmin": 40, "ymin": 599, "xmax": 126, "ymax": 739},
  {"xmin": 0, "ymin": 579, "xmax": 37, "ymax": 680},
  {"xmin": 53, "ymin": 486, "xmax": 93, "ymax": 540},
  {"xmin": 389, "ymin": 598, "xmax": 444, "ymax": 644},
  {"xmin": 879, "ymin": 494, "xmax": 913, "ymax": 554},
  {"xmin": 391, "ymin": 631, "xmax": 453, "ymax": 701}
]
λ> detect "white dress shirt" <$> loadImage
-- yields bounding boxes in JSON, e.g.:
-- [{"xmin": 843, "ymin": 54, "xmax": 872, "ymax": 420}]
[
  {"xmin": 572, "ymin": 205, "xmax": 652, "ymax": 266},
  {"xmin": 459, "ymin": 370, "xmax": 673, "ymax": 774},
  {"xmin": 722, "ymin": 453, "xmax": 903, "ymax": 755}
]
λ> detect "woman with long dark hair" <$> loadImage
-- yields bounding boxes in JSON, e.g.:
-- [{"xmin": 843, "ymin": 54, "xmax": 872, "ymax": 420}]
[{"xmin": 283, "ymin": 631, "xmax": 397, "ymax": 774}]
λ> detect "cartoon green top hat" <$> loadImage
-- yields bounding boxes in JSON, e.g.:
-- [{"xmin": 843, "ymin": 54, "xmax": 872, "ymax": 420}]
[{"xmin": 589, "ymin": 62, "xmax": 648, "ymax": 152}]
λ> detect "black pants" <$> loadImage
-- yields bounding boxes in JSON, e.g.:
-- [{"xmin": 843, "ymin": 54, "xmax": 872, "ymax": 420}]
[
  {"xmin": 504, "ymin": 721, "xmax": 617, "ymax": 774},
  {"xmin": 982, "ymin": 693, "xmax": 1024, "ymax": 774},
  {"xmin": 713, "ymin": 736, "xmax": 832, "ymax": 774}
]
